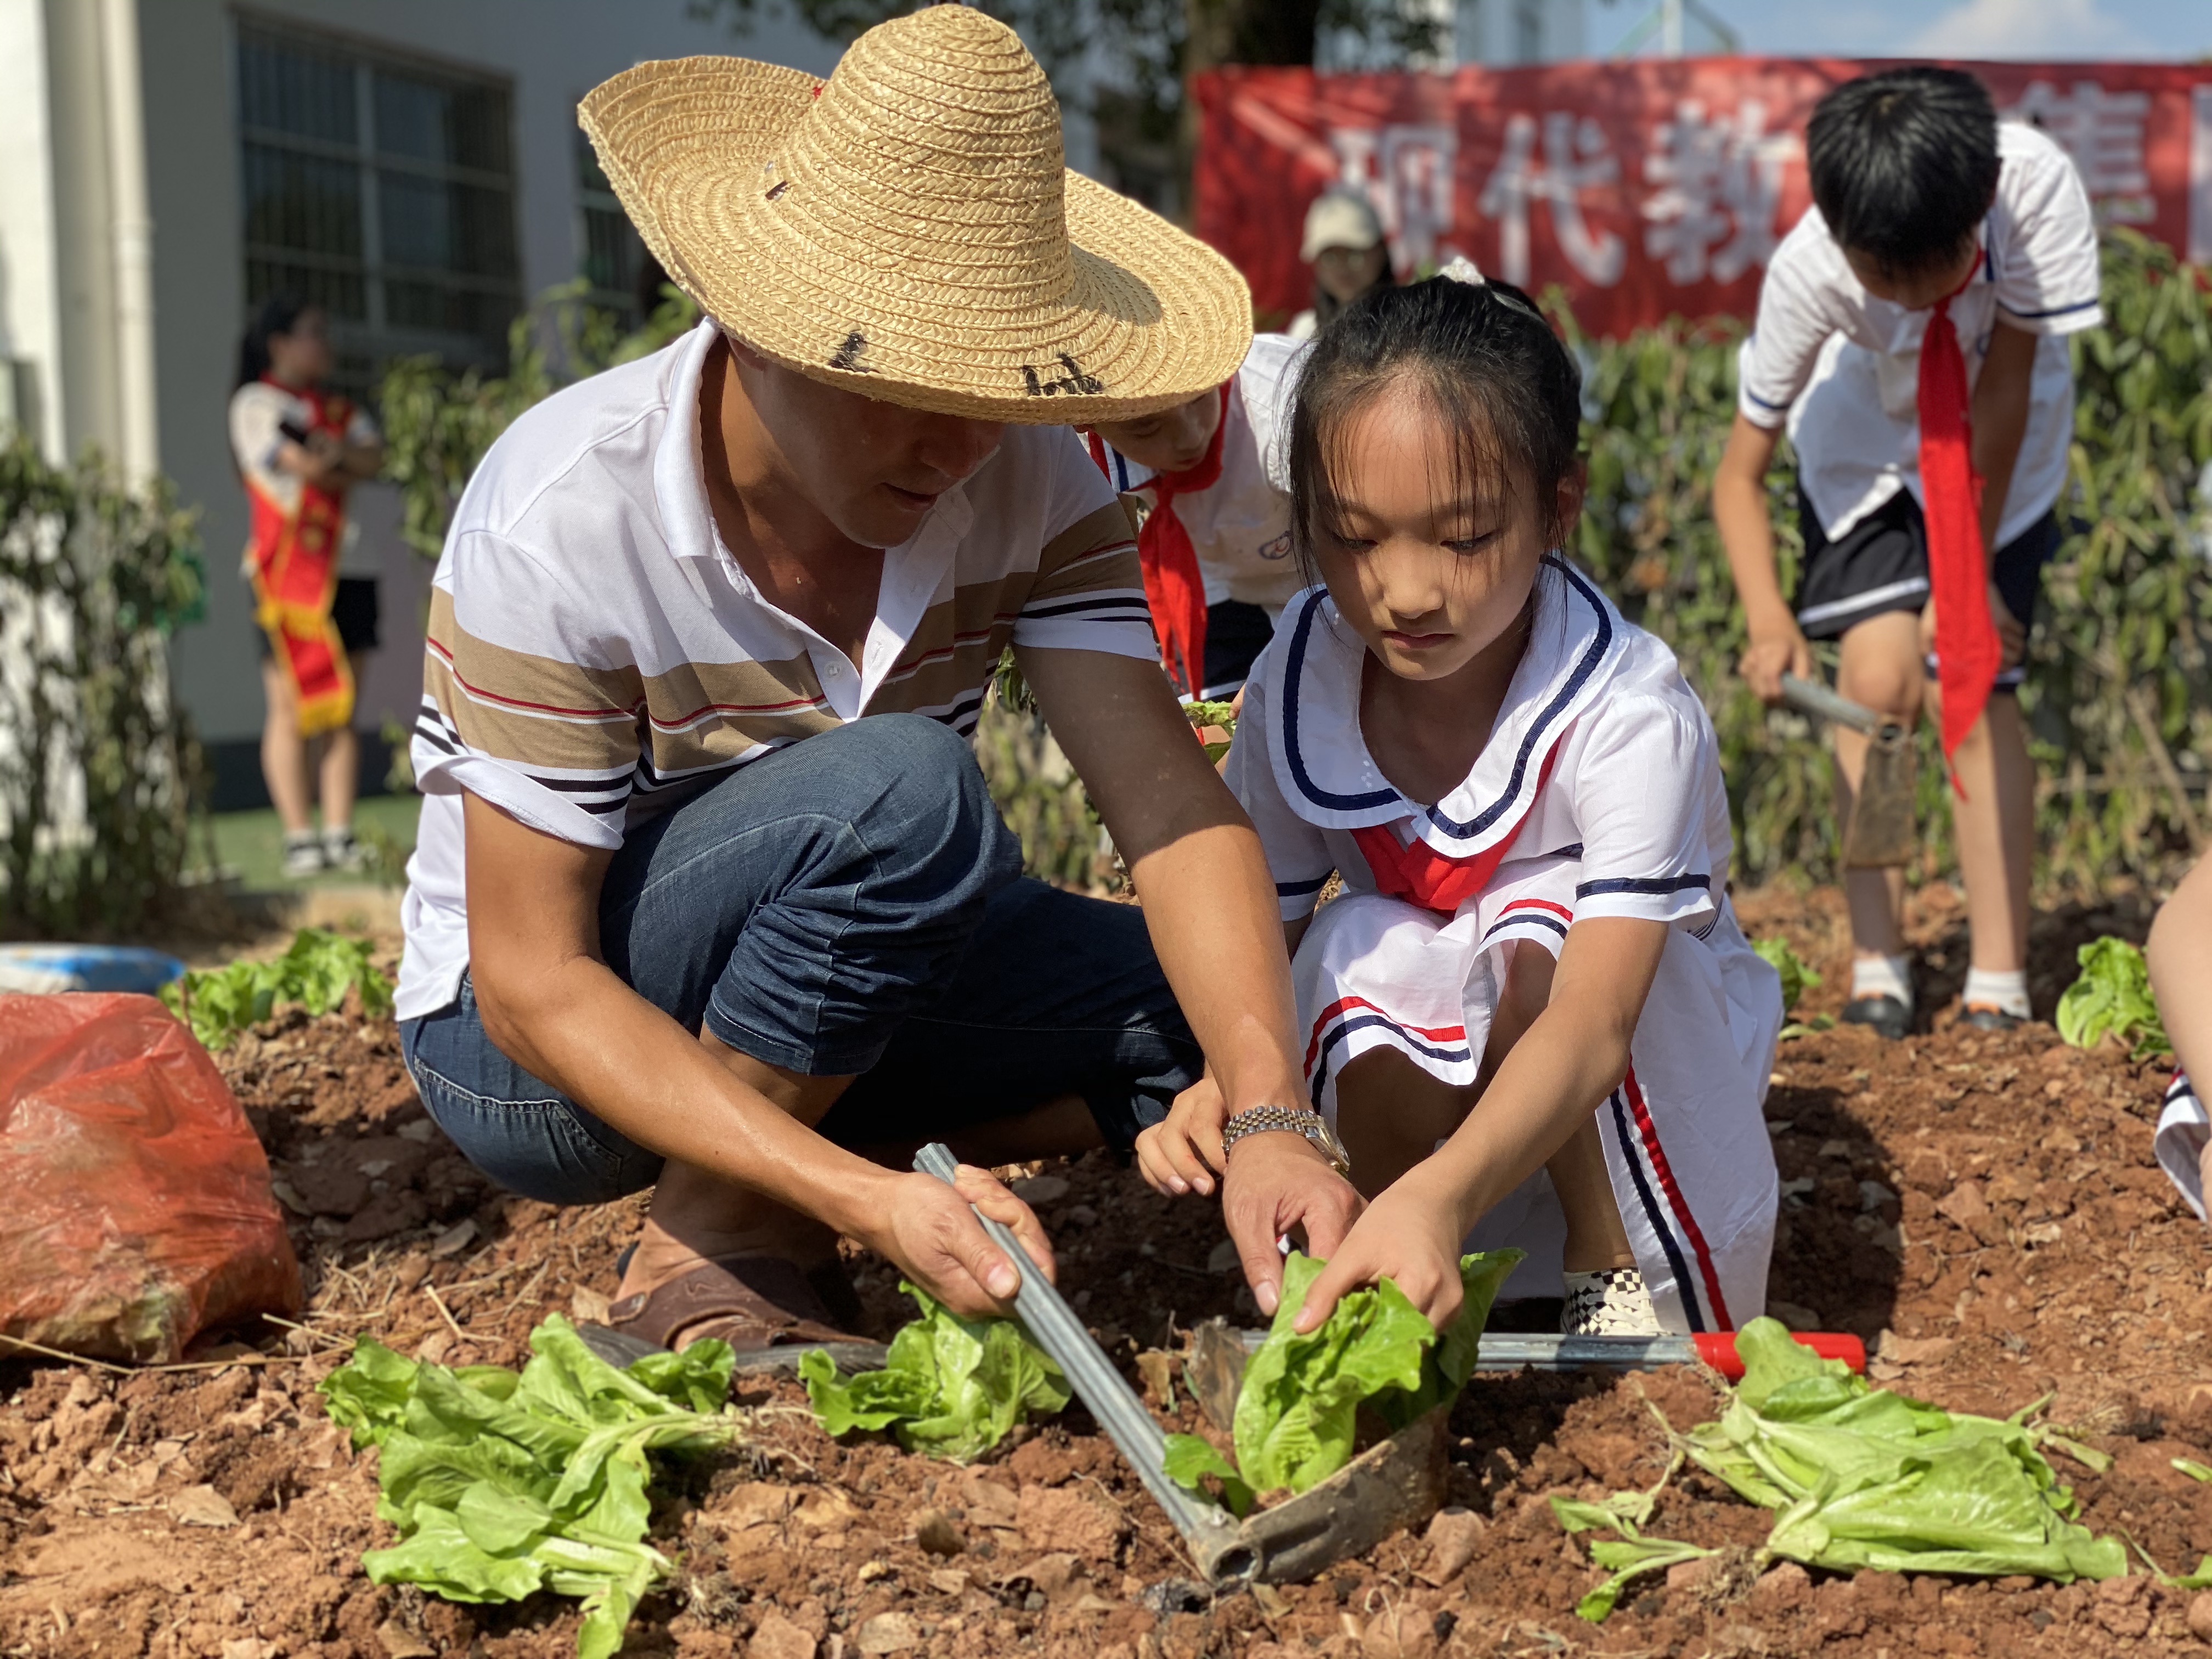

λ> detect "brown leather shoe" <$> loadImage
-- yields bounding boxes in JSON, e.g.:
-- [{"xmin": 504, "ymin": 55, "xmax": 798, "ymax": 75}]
[{"xmin": 594, "ymin": 1252, "xmax": 888, "ymax": 1376}]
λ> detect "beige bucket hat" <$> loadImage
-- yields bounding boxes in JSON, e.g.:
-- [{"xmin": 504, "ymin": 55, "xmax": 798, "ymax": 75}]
[{"xmin": 579, "ymin": 5, "xmax": 1252, "ymax": 424}]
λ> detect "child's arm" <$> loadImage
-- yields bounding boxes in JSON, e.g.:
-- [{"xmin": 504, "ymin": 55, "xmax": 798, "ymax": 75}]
[
  {"xmin": 1715, "ymin": 413, "xmax": 1812, "ymax": 703},
  {"xmin": 1292, "ymin": 915, "xmax": 1669, "ymax": 1331},
  {"xmin": 2149, "ymin": 857, "xmax": 2212, "ymax": 1097}
]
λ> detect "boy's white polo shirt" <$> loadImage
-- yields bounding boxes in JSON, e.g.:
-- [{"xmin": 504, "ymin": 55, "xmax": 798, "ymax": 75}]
[
  {"xmin": 396, "ymin": 318, "xmax": 1154, "ymax": 1022},
  {"xmin": 1094, "ymin": 333, "xmax": 1308, "ymax": 614},
  {"xmin": 1737, "ymin": 121, "xmax": 2102, "ymax": 549}
]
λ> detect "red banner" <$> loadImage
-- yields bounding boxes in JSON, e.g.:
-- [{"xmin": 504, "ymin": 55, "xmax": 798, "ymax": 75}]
[{"xmin": 1194, "ymin": 58, "xmax": 2212, "ymax": 337}]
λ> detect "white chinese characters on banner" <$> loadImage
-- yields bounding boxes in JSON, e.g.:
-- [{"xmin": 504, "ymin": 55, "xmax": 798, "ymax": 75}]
[
  {"xmin": 2007, "ymin": 81, "xmax": 2155, "ymax": 226},
  {"xmin": 1329, "ymin": 124, "xmax": 1458, "ymax": 273},
  {"xmin": 1476, "ymin": 111, "xmax": 1626, "ymax": 287},
  {"xmin": 1641, "ymin": 99, "xmax": 1798, "ymax": 285}
]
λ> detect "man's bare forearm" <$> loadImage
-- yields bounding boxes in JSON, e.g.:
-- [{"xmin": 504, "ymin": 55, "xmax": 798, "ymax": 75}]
[
  {"xmin": 1128, "ymin": 820, "xmax": 1304, "ymax": 1109},
  {"xmin": 477, "ymin": 950, "xmax": 897, "ymax": 1234}
]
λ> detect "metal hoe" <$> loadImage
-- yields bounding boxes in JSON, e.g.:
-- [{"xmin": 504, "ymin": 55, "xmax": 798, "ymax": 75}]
[
  {"xmin": 913, "ymin": 1144, "xmax": 1449, "ymax": 1586},
  {"xmin": 1779, "ymin": 674, "xmax": 1917, "ymax": 868}
]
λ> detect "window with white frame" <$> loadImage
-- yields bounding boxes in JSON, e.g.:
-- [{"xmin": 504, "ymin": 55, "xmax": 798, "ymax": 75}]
[
  {"xmin": 577, "ymin": 128, "xmax": 657, "ymax": 331},
  {"xmin": 237, "ymin": 19, "xmax": 521, "ymax": 388}
]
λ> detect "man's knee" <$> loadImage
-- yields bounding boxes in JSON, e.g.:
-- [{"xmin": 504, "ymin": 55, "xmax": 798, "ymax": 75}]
[{"xmin": 816, "ymin": 714, "xmax": 1004, "ymax": 854}]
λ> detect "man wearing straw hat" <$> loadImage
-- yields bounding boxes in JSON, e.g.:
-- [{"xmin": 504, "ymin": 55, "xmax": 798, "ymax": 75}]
[{"xmin": 390, "ymin": 5, "xmax": 1361, "ymax": 1356}]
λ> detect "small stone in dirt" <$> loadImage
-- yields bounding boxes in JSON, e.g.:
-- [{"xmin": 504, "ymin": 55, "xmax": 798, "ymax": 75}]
[
  {"xmin": 1016, "ymin": 1483, "xmax": 1127, "ymax": 1559},
  {"xmin": 1013, "ymin": 1554, "xmax": 1085, "ymax": 1601},
  {"xmin": 1206, "ymin": 1239, "xmax": 1241, "ymax": 1274},
  {"xmin": 1065, "ymin": 1204, "xmax": 1099, "ymax": 1228},
  {"xmin": 749, "ymin": 1612, "xmax": 819, "ymax": 1659},
  {"xmin": 1420, "ymin": 1506, "xmax": 1485, "ymax": 1583},
  {"xmin": 1666, "ymin": 1556, "xmax": 1717, "ymax": 1592},
  {"xmin": 1748, "ymin": 1562, "xmax": 1810, "ymax": 1614},
  {"xmin": 430, "ymin": 1218, "xmax": 478, "ymax": 1259},
  {"xmin": 2187, "ymin": 1590, "xmax": 2212, "ymax": 1642},
  {"xmin": 397, "ymin": 1118, "xmax": 437, "ymax": 1143},
  {"xmin": 170, "ymin": 1483, "xmax": 240, "ymax": 1528},
  {"xmin": 928, "ymin": 1569, "xmax": 970, "ymax": 1595},
  {"xmin": 1011, "ymin": 1175, "xmax": 1071, "ymax": 1205},
  {"xmin": 858, "ymin": 1559, "xmax": 894, "ymax": 1583},
  {"xmin": 1138, "ymin": 1578, "xmax": 1212, "ymax": 1618},
  {"xmin": 375, "ymin": 1622, "xmax": 436, "ymax": 1659},
  {"xmin": 912, "ymin": 1506, "xmax": 964, "ymax": 1556},
  {"xmin": 391, "ymin": 1251, "xmax": 431, "ymax": 1290}
]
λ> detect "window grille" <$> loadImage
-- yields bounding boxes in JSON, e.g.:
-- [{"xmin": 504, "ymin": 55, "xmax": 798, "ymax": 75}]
[{"xmin": 237, "ymin": 19, "xmax": 521, "ymax": 387}]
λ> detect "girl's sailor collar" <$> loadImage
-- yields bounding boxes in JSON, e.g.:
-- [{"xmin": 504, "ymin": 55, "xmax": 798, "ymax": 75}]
[{"xmin": 1261, "ymin": 555, "xmax": 1629, "ymax": 851}]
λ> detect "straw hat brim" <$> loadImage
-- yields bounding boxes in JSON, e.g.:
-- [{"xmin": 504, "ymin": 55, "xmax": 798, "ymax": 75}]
[{"xmin": 580, "ymin": 55, "xmax": 1253, "ymax": 424}]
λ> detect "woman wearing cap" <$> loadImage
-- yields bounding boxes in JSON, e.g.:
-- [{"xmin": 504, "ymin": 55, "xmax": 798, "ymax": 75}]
[
  {"xmin": 1287, "ymin": 188, "xmax": 1396, "ymax": 342},
  {"xmin": 390, "ymin": 8, "xmax": 1361, "ymax": 1359}
]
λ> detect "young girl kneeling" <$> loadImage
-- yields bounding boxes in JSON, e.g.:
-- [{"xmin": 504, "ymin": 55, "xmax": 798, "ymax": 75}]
[{"xmin": 1217, "ymin": 268, "xmax": 1781, "ymax": 1336}]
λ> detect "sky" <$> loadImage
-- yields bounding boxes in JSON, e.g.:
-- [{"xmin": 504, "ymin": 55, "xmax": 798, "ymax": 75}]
[{"xmin": 1594, "ymin": 0, "xmax": 2212, "ymax": 60}]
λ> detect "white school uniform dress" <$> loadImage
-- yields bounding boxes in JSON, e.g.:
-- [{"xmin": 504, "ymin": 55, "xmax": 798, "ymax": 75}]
[{"xmin": 1223, "ymin": 560, "xmax": 1784, "ymax": 1333}]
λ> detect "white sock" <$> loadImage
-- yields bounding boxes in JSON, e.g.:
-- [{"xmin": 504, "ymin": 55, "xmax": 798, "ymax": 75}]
[
  {"xmin": 1964, "ymin": 967, "xmax": 2030, "ymax": 1019},
  {"xmin": 1852, "ymin": 953, "xmax": 1914, "ymax": 1009}
]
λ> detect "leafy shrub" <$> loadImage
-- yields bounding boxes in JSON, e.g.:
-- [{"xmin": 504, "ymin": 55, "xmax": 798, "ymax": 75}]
[{"xmin": 0, "ymin": 434, "xmax": 205, "ymax": 935}]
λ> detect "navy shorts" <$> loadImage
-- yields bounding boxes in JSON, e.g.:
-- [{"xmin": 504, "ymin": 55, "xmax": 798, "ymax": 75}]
[
  {"xmin": 398, "ymin": 714, "xmax": 1200, "ymax": 1206},
  {"xmin": 1793, "ymin": 488, "xmax": 2059, "ymax": 690}
]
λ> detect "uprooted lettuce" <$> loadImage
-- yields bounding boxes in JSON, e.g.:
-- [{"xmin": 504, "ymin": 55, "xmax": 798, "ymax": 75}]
[
  {"xmin": 1556, "ymin": 1317, "xmax": 2128, "ymax": 1621},
  {"xmin": 2056, "ymin": 936, "xmax": 2170, "ymax": 1062},
  {"xmin": 1165, "ymin": 1249, "xmax": 1523, "ymax": 1513},
  {"xmin": 799, "ymin": 1281, "xmax": 1070, "ymax": 1464},
  {"xmin": 320, "ymin": 1313, "xmax": 742, "ymax": 1659}
]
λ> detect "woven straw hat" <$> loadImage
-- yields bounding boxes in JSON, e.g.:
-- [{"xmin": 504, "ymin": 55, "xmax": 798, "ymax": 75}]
[{"xmin": 579, "ymin": 6, "xmax": 1252, "ymax": 424}]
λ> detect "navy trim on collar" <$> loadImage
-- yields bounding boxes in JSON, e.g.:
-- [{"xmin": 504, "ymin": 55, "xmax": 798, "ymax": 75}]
[
  {"xmin": 1281, "ymin": 589, "xmax": 1398, "ymax": 812},
  {"xmin": 1423, "ymin": 556, "xmax": 1611, "ymax": 842}
]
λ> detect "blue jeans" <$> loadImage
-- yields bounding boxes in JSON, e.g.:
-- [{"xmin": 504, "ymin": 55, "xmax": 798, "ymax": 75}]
[{"xmin": 399, "ymin": 714, "xmax": 1200, "ymax": 1205}]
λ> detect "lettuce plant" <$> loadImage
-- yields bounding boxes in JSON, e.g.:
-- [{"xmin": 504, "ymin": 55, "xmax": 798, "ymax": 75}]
[
  {"xmin": 799, "ymin": 1282, "xmax": 1070, "ymax": 1463},
  {"xmin": 1165, "ymin": 1249, "xmax": 1523, "ymax": 1513},
  {"xmin": 2057, "ymin": 936, "xmax": 2171, "ymax": 1062},
  {"xmin": 320, "ymin": 1314, "xmax": 741, "ymax": 1659}
]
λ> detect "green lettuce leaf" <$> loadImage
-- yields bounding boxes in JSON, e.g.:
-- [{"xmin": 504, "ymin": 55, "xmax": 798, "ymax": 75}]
[
  {"xmin": 161, "ymin": 927, "xmax": 394, "ymax": 1049},
  {"xmin": 1751, "ymin": 936, "xmax": 1821, "ymax": 1014},
  {"xmin": 2056, "ymin": 936, "xmax": 2170, "ymax": 1061},
  {"xmin": 1163, "ymin": 1250, "xmax": 1519, "ymax": 1506},
  {"xmin": 799, "ymin": 1282, "xmax": 1070, "ymax": 1463},
  {"xmin": 320, "ymin": 1312, "xmax": 744, "ymax": 1659},
  {"xmin": 1162, "ymin": 1433, "xmax": 1255, "ymax": 1516}
]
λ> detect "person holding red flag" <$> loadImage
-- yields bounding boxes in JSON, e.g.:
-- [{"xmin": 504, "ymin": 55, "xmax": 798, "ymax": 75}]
[
  {"xmin": 1717, "ymin": 67, "xmax": 2101, "ymax": 1039},
  {"xmin": 230, "ymin": 297, "xmax": 385, "ymax": 875},
  {"xmin": 1081, "ymin": 333, "xmax": 1306, "ymax": 701}
]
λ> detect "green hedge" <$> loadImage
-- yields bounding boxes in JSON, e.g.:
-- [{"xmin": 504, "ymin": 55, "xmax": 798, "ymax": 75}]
[{"xmin": 0, "ymin": 435, "xmax": 206, "ymax": 934}]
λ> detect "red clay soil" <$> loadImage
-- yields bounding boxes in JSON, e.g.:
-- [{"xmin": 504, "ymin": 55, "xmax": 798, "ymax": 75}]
[{"xmin": 8, "ymin": 883, "xmax": 2212, "ymax": 1657}]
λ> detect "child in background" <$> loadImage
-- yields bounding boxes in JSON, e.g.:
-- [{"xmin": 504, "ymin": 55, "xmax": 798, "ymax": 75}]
[
  {"xmin": 1164, "ymin": 264, "xmax": 1781, "ymax": 1336},
  {"xmin": 1287, "ymin": 189, "xmax": 1396, "ymax": 342},
  {"xmin": 1717, "ymin": 67, "xmax": 2101, "ymax": 1039},
  {"xmin": 1084, "ymin": 335, "xmax": 1307, "ymax": 701},
  {"xmin": 2149, "ymin": 859, "xmax": 2212, "ymax": 1220}
]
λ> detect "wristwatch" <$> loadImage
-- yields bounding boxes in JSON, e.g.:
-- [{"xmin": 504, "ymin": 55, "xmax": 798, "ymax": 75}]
[{"xmin": 1220, "ymin": 1105, "xmax": 1353, "ymax": 1178}]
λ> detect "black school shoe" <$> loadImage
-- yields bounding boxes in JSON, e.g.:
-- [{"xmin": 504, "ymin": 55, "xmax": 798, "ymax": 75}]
[
  {"xmin": 1963, "ymin": 1005, "xmax": 2026, "ymax": 1032},
  {"xmin": 1842, "ymin": 994, "xmax": 1911, "ymax": 1041}
]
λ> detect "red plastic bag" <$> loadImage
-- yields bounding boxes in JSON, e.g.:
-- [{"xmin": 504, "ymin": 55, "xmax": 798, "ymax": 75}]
[{"xmin": 1, "ymin": 993, "xmax": 302, "ymax": 1363}]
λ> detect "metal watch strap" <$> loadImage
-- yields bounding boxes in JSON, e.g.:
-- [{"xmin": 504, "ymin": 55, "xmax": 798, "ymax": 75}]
[{"xmin": 1220, "ymin": 1105, "xmax": 1351, "ymax": 1176}]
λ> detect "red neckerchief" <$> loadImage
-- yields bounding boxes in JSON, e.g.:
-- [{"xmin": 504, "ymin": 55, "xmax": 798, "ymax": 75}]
[
  {"xmin": 1347, "ymin": 746, "xmax": 1564, "ymax": 915},
  {"xmin": 1918, "ymin": 249, "xmax": 1996, "ymax": 788},
  {"xmin": 1086, "ymin": 384, "xmax": 1231, "ymax": 696}
]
